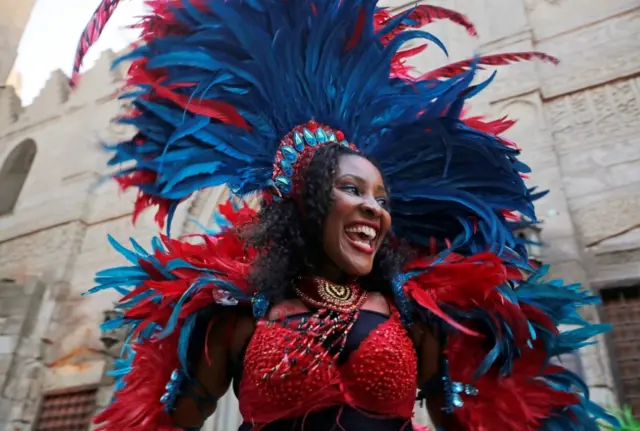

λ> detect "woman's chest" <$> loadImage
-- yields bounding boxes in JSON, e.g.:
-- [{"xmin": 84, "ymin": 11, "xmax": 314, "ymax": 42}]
[{"xmin": 238, "ymin": 310, "xmax": 418, "ymax": 421}]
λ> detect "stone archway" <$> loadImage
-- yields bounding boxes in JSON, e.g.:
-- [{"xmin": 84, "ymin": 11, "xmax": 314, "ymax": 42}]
[{"xmin": 0, "ymin": 138, "xmax": 37, "ymax": 216}]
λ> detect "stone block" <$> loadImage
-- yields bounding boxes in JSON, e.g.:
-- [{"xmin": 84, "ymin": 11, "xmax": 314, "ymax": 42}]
[
  {"xmin": 0, "ymin": 223, "xmax": 86, "ymax": 287},
  {"xmin": 558, "ymin": 134, "xmax": 640, "ymax": 176},
  {"xmin": 0, "ymin": 335, "xmax": 17, "ymax": 355},
  {"xmin": 538, "ymin": 9, "xmax": 640, "ymax": 98},
  {"xmin": 540, "ymin": 236, "xmax": 580, "ymax": 265},
  {"xmin": 580, "ymin": 341, "xmax": 613, "ymax": 388},
  {"xmin": 534, "ymin": 200, "xmax": 576, "ymax": 241},
  {"xmin": 0, "ymin": 283, "xmax": 24, "ymax": 298},
  {"xmin": 591, "ymin": 261, "xmax": 640, "ymax": 290},
  {"xmin": 0, "ymin": 354, "xmax": 12, "ymax": 375},
  {"xmin": 547, "ymin": 260, "xmax": 588, "ymax": 287},
  {"xmin": 16, "ymin": 338, "xmax": 43, "ymax": 360},
  {"xmin": 0, "ymin": 396, "xmax": 10, "ymax": 428},
  {"xmin": 479, "ymin": 0, "xmax": 529, "ymax": 44},
  {"xmin": 2, "ymin": 373, "xmax": 32, "ymax": 402},
  {"xmin": 43, "ymin": 359, "xmax": 106, "ymax": 392},
  {"xmin": 527, "ymin": 0, "xmax": 638, "ymax": 40},
  {"xmin": 95, "ymin": 385, "xmax": 115, "ymax": 408},
  {"xmin": 2, "ymin": 316, "xmax": 24, "ymax": 336},
  {"xmin": 0, "ymin": 296, "xmax": 28, "ymax": 315},
  {"xmin": 589, "ymin": 387, "xmax": 619, "ymax": 410},
  {"xmin": 562, "ymin": 159, "xmax": 640, "ymax": 200},
  {"xmin": 21, "ymin": 396, "xmax": 40, "ymax": 422},
  {"xmin": 569, "ymin": 184, "xmax": 640, "ymax": 247},
  {"xmin": 544, "ymin": 76, "xmax": 640, "ymax": 155},
  {"xmin": 591, "ymin": 227, "xmax": 640, "ymax": 255}
]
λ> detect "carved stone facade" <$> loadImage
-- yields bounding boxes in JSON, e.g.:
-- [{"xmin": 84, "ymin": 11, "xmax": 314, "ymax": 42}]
[{"xmin": 1, "ymin": 0, "xmax": 639, "ymax": 429}]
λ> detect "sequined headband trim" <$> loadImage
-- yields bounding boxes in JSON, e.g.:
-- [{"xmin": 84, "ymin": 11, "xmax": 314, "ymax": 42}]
[{"xmin": 271, "ymin": 120, "xmax": 358, "ymax": 198}]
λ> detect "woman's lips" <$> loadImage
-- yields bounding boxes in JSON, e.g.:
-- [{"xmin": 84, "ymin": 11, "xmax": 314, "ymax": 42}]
[
  {"xmin": 345, "ymin": 233, "xmax": 376, "ymax": 254},
  {"xmin": 344, "ymin": 223, "xmax": 378, "ymax": 255}
]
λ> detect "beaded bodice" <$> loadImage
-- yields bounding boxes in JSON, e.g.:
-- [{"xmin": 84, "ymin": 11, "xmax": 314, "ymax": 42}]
[{"xmin": 237, "ymin": 304, "xmax": 417, "ymax": 425}]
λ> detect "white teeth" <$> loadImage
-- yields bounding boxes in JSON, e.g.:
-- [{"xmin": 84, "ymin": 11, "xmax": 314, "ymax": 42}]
[{"xmin": 345, "ymin": 225, "xmax": 377, "ymax": 240}]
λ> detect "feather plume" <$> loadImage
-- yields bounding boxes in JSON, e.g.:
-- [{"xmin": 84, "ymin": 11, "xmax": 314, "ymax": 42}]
[
  {"xmin": 423, "ymin": 52, "xmax": 559, "ymax": 80},
  {"xmin": 374, "ymin": 4, "xmax": 478, "ymax": 45},
  {"xmin": 71, "ymin": 0, "xmax": 124, "ymax": 87},
  {"xmin": 89, "ymin": 202, "xmax": 256, "ymax": 430},
  {"xmin": 407, "ymin": 259, "xmax": 619, "ymax": 430}
]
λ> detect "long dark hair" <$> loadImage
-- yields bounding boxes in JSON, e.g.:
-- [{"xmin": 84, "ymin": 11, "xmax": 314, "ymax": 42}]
[{"xmin": 242, "ymin": 144, "xmax": 412, "ymax": 303}]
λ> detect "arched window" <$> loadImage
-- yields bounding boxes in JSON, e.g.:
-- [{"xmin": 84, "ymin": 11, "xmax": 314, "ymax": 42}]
[{"xmin": 0, "ymin": 139, "xmax": 37, "ymax": 216}]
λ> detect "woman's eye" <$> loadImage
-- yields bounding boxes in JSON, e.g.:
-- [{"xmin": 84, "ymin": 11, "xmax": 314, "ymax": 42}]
[
  {"xmin": 342, "ymin": 185, "xmax": 359, "ymax": 194},
  {"xmin": 377, "ymin": 198, "xmax": 389, "ymax": 208}
]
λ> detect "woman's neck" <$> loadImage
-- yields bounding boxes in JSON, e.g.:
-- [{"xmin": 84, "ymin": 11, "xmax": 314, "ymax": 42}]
[{"xmin": 311, "ymin": 263, "xmax": 349, "ymax": 285}]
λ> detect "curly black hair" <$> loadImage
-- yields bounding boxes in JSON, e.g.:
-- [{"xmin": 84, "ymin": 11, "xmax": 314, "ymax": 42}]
[{"xmin": 242, "ymin": 144, "xmax": 413, "ymax": 303}]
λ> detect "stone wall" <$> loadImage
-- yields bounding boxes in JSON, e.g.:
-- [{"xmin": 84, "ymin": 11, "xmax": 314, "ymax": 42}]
[
  {"xmin": 0, "ymin": 50, "xmax": 151, "ymax": 430},
  {"xmin": 0, "ymin": 279, "xmax": 47, "ymax": 431}
]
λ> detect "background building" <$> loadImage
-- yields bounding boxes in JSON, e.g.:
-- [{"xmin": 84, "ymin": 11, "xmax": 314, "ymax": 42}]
[{"xmin": 1, "ymin": 0, "xmax": 639, "ymax": 429}]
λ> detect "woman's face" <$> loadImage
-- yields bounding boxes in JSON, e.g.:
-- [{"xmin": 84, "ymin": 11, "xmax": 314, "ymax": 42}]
[{"xmin": 322, "ymin": 154, "xmax": 391, "ymax": 278}]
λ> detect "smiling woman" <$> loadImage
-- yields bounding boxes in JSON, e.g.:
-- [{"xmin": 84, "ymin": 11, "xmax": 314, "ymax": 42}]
[{"xmin": 77, "ymin": 1, "xmax": 617, "ymax": 431}]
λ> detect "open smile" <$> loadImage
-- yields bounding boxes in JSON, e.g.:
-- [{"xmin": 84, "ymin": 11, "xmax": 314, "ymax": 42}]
[{"xmin": 344, "ymin": 223, "xmax": 379, "ymax": 255}]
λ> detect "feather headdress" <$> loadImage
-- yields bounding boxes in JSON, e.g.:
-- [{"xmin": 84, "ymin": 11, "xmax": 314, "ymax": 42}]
[{"xmin": 73, "ymin": 0, "xmax": 556, "ymax": 267}]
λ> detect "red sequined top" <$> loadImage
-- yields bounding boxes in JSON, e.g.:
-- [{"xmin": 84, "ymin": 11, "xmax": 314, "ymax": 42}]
[{"xmin": 238, "ymin": 305, "xmax": 418, "ymax": 425}]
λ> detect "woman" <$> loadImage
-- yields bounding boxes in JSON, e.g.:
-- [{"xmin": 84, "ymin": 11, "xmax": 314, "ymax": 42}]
[
  {"xmin": 171, "ymin": 144, "xmax": 441, "ymax": 430},
  {"xmin": 77, "ymin": 1, "xmax": 618, "ymax": 430}
]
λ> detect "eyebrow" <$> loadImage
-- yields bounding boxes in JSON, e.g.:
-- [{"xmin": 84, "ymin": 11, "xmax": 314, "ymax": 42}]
[{"xmin": 337, "ymin": 174, "xmax": 388, "ymax": 194}]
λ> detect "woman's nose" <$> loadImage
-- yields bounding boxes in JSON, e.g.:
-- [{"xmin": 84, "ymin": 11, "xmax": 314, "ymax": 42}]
[{"xmin": 360, "ymin": 198, "xmax": 382, "ymax": 217}]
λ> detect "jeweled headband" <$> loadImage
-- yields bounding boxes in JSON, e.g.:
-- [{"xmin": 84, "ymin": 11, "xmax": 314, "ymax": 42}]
[{"xmin": 271, "ymin": 120, "xmax": 358, "ymax": 198}]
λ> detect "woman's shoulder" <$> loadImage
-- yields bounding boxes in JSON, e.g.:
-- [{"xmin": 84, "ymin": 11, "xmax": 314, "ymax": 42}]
[
  {"xmin": 266, "ymin": 298, "xmax": 310, "ymax": 320},
  {"xmin": 362, "ymin": 291, "xmax": 391, "ymax": 316}
]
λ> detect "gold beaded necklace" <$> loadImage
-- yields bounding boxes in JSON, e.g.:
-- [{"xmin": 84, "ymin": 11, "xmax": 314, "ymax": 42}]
[
  {"xmin": 295, "ymin": 277, "xmax": 367, "ymax": 313},
  {"xmin": 262, "ymin": 277, "xmax": 366, "ymax": 381}
]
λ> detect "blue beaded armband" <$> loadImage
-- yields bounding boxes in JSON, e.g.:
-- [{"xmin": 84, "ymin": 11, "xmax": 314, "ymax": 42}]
[
  {"xmin": 160, "ymin": 369, "xmax": 184, "ymax": 411},
  {"xmin": 417, "ymin": 354, "xmax": 479, "ymax": 413},
  {"xmin": 441, "ymin": 358, "xmax": 479, "ymax": 413},
  {"xmin": 160, "ymin": 368, "xmax": 219, "ymax": 416}
]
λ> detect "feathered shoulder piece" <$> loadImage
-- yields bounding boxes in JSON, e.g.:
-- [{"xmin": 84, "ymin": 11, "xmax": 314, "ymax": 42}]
[
  {"xmin": 88, "ymin": 201, "xmax": 259, "ymax": 429},
  {"xmin": 402, "ymin": 253, "xmax": 619, "ymax": 430}
]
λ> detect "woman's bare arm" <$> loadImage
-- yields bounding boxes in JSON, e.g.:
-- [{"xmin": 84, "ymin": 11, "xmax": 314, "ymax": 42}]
[
  {"xmin": 411, "ymin": 322, "xmax": 451, "ymax": 429},
  {"xmin": 171, "ymin": 310, "xmax": 254, "ymax": 428}
]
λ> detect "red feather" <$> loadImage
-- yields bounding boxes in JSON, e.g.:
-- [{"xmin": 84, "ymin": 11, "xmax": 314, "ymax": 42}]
[
  {"xmin": 423, "ymin": 52, "xmax": 559, "ymax": 80},
  {"xmin": 447, "ymin": 335, "xmax": 580, "ymax": 431},
  {"xmin": 403, "ymin": 252, "xmax": 518, "ymax": 337},
  {"xmin": 346, "ymin": 7, "xmax": 366, "ymax": 51},
  {"xmin": 389, "ymin": 44, "xmax": 428, "ymax": 80},
  {"xmin": 375, "ymin": 5, "xmax": 477, "ymax": 46},
  {"xmin": 95, "ymin": 203, "xmax": 258, "ymax": 430},
  {"xmin": 115, "ymin": 170, "xmax": 175, "ymax": 228},
  {"xmin": 404, "ymin": 5, "xmax": 478, "ymax": 36},
  {"xmin": 93, "ymin": 332, "xmax": 182, "ymax": 431},
  {"xmin": 71, "ymin": 0, "xmax": 123, "ymax": 87},
  {"xmin": 463, "ymin": 115, "xmax": 517, "ymax": 137}
]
